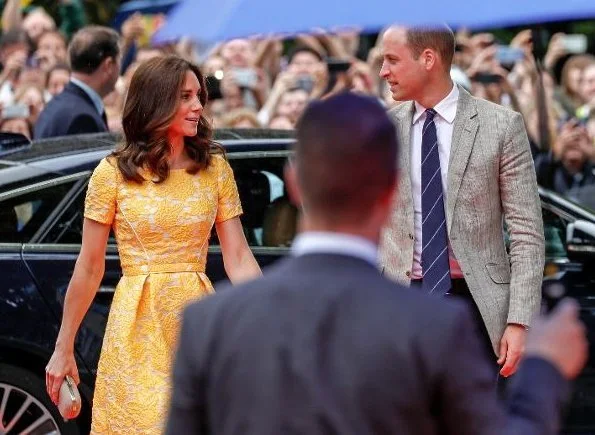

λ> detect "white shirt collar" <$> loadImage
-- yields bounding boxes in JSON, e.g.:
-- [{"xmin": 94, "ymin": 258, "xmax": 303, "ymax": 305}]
[
  {"xmin": 412, "ymin": 83, "xmax": 459, "ymax": 125},
  {"xmin": 291, "ymin": 231, "xmax": 378, "ymax": 267},
  {"xmin": 70, "ymin": 77, "xmax": 104, "ymax": 116}
]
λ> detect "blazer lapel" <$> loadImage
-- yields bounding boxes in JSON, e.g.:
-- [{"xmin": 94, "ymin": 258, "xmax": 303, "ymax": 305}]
[
  {"xmin": 447, "ymin": 86, "xmax": 478, "ymax": 233},
  {"xmin": 389, "ymin": 101, "xmax": 415, "ymax": 213}
]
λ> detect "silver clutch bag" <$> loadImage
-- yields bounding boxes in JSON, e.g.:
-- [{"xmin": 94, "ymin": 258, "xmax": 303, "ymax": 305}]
[{"xmin": 58, "ymin": 375, "xmax": 81, "ymax": 420}]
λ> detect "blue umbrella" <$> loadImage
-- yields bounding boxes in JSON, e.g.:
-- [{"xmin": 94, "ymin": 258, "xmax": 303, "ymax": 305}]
[{"xmin": 153, "ymin": 0, "xmax": 595, "ymax": 44}]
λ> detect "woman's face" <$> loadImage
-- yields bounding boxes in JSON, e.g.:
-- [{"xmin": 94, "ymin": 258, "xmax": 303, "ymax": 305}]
[{"xmin": 167, "ymin": 70, "xmax": 203, "ymax": 139}]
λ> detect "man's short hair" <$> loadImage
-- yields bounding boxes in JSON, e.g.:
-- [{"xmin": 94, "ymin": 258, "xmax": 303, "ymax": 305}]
[
  {"xmin": 288, "ymin": 45, "xmax": 323, "ymax": 64},
  {"xmin": 0, "ymin": 29, "xmax": 29, "ymax": 51},
  {"xmin": 406, "ymin": 25, "xmax": 455, "ymax": 68},
  {"xmin": 68, "ymin": 26, "xmax": 120, "ymax": 74},
  {"xmin": 294, "ymin": 92, "xmax": 398, "ymax": 221}
]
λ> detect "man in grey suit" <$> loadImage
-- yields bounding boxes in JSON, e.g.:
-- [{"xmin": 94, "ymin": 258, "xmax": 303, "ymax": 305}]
[
  {"xmin": 165, "ymin": 93, "xmax": 586, "ymax": 435},
  {"xmin": 379, "ymin": 25, "xmax": 545, "ymax": 377}
]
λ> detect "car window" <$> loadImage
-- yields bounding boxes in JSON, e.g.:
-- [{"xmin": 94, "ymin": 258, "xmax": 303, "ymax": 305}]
[
  {"xmin": 543, "ymin": 208, "xmax": 568, "ymax": 260},
  {"xmin": 0, "ymin": 177, "xmax": 78, "ymax": 243},
  {"xmin": 210, "ymin": 155, "xmax": 297, "ymax": 247},
  {"xmin": 45, "ymin": 155, "xmax": 297, "ymax": 248}
]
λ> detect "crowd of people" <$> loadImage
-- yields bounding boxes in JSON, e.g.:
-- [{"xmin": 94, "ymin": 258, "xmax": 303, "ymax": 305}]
[
  {"xmin": 0, "ymin": 2, "xmax": 593, "ymax": 205},
  {"xmin": 0, "ymin": 1, "xmax": 589, "ymax": 434}
]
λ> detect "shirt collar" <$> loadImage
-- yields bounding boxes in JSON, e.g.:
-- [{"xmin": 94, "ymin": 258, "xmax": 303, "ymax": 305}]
[
  {"xmin": 412, "ymin": 83, "xmax": 459, "ymax": 125},
  {"xmin": 291, "ymin": 231, "xmax": 378, "ymax": 267},
  {"xmin": 70, "ymin": 77, "xmax": 104, "ymax": 116}
]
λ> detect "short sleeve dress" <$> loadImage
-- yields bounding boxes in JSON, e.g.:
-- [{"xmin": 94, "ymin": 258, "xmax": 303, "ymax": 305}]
[{"xmin": 86, "ymin": 154, "xmax": 242, "ymax": 434}]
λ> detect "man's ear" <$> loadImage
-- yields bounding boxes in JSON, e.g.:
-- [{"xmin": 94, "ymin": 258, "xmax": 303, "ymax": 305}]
[{"xmin": 284, "ymin": 160, "xmax": 302, "ymax": 207}]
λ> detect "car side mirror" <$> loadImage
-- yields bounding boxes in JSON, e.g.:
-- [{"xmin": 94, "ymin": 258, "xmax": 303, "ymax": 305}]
[
  {"xmin": 566, "ymin": 219, "xmax": 595, "ymax": 261},
  {"xmin": 0, "ymin": 132, "xmax": 31, "ymax": 157}
]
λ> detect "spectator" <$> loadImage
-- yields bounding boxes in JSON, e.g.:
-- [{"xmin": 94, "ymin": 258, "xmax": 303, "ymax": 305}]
[
  {"xmin": 14, "ymin": 82, "xmax": 45, "ymax": 125},
  {"xmin": 0, "ymin": 107, "xmax": 32, "ymax": 139},
  {"xmin": 0, "ymin": 29, "xmax": 29, "ymax": 106},
  {"xmin": 556, "ymin": 54, "xmax": 595, "ymax": 117},
  {"xmin": 34, "ymin": 26, "xmax": 121, "ymax": 139},
  {"xmin": 268, "ymin": 115, "xmax": 293, "ymax": 129},
  {"xmin": 45, "ymin": 63, "xmax": 71, "ymax": 99},
  {"xmin": 22, "ymin": 7, "xmax": 56, "ymax": 46},
  {"xmin": 274, "ymin": 87, "xmax": 309, "ymax": 126},
  {"xmin": 535, "ymin": 119, "xmax": 595, "ymax": 194},
  {"xmin": 34, "ymin": 30, "xmax": 68, "ymax": 71},
  {"xmin": 221, "ymin": 108, "xmax": 261, "ymax": 128}
]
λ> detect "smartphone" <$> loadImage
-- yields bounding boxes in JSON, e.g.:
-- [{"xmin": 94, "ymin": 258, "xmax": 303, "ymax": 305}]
[
  {"xmin": 205, "ymin": 75, "xmax": 223, "ymax": 100},
  {"xmin": 232, "ymin": 68, "xmax": 258, "ymax": 89},
  {"xmin": 561, "ymin": 34, "xmax": 588, "ymax": 54},
  {"xmin": 294, "ymin": 75, "xmax": 315, "ymax": 93},
  {"xmin": 2, "ymin": 104, "xmax": 30, "ymax": 119},
  {"xmin": 496, "ymin": 45, "xmax": 524, "ymax": 66},
  {"xmin": 471, "ymin": 73, "xmax": 502, "ymax": 84},
  {"xmin": 327, "ymin": 58, "xmax": 351, "ymax": 74}
]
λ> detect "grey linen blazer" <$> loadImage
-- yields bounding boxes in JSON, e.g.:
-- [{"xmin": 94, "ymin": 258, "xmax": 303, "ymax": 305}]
[{"xmin": 380, "ymin": 86, "xmax": 545, "ymax": 353}]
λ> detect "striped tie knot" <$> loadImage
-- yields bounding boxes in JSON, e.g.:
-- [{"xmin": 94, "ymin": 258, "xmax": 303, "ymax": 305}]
[{"xmin": 425, "ymin": 108, "xmax": 437, "ymax": 119}]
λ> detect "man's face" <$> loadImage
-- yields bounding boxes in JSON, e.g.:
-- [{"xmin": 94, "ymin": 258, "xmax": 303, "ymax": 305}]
[
  {"xmin": 288, "ymin": 52, "xmax": 321, "ymax": 78},
  {"xmin": 36, "ymin": 32, "xmax": 67, "ymax": 69},
  {"xmin": 379, "ymin": 27, "xmax": 427, "ymax": 102},
  {"xmin": 221, "ymin": 39, "xmax": 253, "ymax": 68}
]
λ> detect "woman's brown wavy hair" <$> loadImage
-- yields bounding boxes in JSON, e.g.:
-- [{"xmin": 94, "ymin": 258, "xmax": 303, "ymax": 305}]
[{"xmin": 112, "ymin": 55, "xmax": 222, "ymax": 183}]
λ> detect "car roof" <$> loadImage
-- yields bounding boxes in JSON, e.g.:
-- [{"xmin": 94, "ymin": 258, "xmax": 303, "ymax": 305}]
[
  {"xmin": 0, "ymin": 129, "xmax": 294, "ymax": 166},
  {"xmin": 0, "ymin": 129, "xmax": 294, "ymax": 191}
]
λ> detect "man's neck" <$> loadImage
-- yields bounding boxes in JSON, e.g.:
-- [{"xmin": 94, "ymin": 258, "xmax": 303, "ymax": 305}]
[
  {"xmin": 415, "ymin": 76, "xmax": 454, "ymax": 109},
  {"xmin": 71, "ymin": 73, "xmax": 103, "ymax": 98},
  {"xmin": 299, "ymin": 219, "xmax": 380, "ymax": 246}
]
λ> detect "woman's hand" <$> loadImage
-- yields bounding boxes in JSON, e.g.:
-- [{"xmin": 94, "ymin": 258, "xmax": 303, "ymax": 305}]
[{"xmin": 45, "ymin": 347, "xmax": 80, "ymax": 405}]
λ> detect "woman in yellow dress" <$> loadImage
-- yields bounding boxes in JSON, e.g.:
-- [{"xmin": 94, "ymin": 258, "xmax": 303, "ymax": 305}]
[{"xmin": 44, "ymin": 55, "xmax": 262, "ymax": 433}]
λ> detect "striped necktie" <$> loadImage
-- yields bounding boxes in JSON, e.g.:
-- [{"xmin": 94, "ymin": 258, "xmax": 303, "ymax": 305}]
[{"xmin": 420, "ymin": 108, "xmax": 451, "ymax": 296}]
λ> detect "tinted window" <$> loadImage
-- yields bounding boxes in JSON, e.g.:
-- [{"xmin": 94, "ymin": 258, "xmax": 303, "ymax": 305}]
[
  {"xmin": 44, "ymin": 155, "xmax": 298, "ymax": 247},
  {"xmin": 212, "ymin": 156, "xmax": 297, "ymax": 247},
  {"xmin": 0, "ymin": 178, "xmax": 77, "ymax": 243}
]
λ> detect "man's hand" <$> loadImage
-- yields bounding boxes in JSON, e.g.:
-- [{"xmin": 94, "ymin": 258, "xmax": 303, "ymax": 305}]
[
  {"xmin": 498, "ymin": 323, "xmax": 527, "ymax": 377},
  {"xmin": 525, "ymin": 298, "xmax": 588, "ymax": 380}
]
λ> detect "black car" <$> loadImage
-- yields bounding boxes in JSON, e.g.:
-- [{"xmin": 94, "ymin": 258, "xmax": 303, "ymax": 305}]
[{"xmin": 0, "ymin": 131, "xmax": 594, "ymax": 434}]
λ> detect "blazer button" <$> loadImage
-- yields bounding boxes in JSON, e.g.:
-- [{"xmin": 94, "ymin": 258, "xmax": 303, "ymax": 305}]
[
  {"xmin": 405, "ymin": 271, "xmax": 411, "ymax": 277},
  {"xmin": 408, "ymin": 233, "xmax": 414, "ymax": 240}
]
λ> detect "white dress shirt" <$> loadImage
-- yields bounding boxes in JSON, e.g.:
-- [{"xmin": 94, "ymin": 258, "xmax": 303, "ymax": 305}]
[
  {"xmin": 292, "ymin": 232, "xmax": 378, "ymax": 267},
  {"xmin": 410, "ymin": 84, "xmax": 463, "ymax": 279}
]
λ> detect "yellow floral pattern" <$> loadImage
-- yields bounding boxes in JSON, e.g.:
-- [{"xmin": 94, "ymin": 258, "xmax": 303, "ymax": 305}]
[{"xmin": 85, "ymin": 155, "xmax": 242, "ymax": 434}]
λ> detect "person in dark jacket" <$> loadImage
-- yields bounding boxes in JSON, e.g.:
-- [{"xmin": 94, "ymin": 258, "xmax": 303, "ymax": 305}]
[
  {"xmin": 165, "ymin": 93, "xmax": 587, "ymax": 435},
  {"xmin": 34, "ymin": 26, "xmax": 120, "ymax": 139}
]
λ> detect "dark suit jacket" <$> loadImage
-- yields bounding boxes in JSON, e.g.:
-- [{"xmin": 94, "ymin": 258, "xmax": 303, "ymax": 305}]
[
  {"xmin": 34, "ymin": 81, "xmax": 107, "ymax": 139},
  {"xmin": 166, "ymin": 253, "xmax": 568, "ymax": 435}
]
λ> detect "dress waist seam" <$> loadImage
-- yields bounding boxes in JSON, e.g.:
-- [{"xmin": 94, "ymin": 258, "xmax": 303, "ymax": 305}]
[{"xmin": 122, "ymin": 262, "xmax": 206, "ymax": 276}]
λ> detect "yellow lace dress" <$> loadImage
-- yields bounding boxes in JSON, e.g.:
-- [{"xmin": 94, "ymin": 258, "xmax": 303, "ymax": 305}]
[{"xmin": 85, "ymin": 155, "xmax": 242, "ymax": 434}]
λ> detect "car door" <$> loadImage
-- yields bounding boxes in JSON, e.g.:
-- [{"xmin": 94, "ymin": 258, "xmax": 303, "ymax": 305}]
[
  {"xmin": 21, "ymin": 171, "xmax": 121, "ymax": 381},
  {"xmin": 206, "ymin": 150, "xmax": 295, "ymax": 285},
  {"xmin": 0, "ymin": 172, "xmax": 89, "ymax": 358},
  {"xmin": 541, "ymin": 197, "xmax": 595, "ymax": 433}
]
